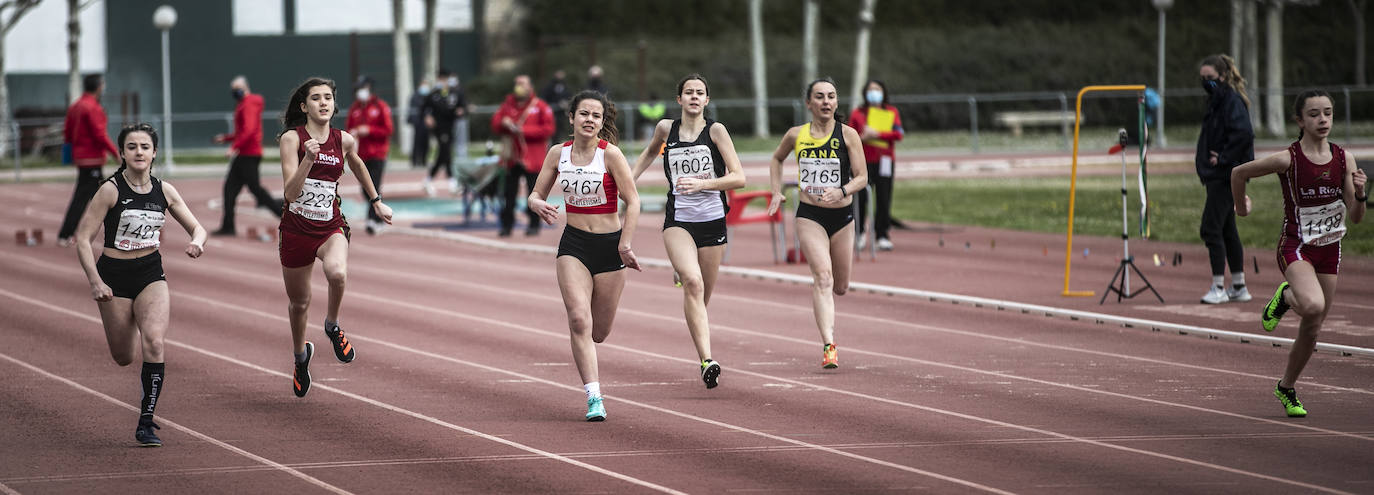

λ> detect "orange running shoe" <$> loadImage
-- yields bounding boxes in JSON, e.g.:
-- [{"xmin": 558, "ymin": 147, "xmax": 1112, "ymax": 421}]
[
  {"xmin": 822, "ymin": 343, "xmax": 838, "ymax": 369},
  {"xmin": 325, "ymin": 323, "xmax": 356, "ymax": 363}
]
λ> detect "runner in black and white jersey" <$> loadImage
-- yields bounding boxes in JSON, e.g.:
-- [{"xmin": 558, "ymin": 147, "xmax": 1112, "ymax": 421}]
[{"xmin": 631, "ymin": 74, "xmax": 746, "ymax": 388}]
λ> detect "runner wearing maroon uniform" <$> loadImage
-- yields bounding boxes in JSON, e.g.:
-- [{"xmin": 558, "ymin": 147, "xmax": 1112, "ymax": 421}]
[
  {"xmin": 1232, "ymin": 90, "xmax": 1367, "ymax": 417},
  {"xmin": 276, "ymin": 77, "xmax": 393, "ymax": 397},
  {"xmin": 528, "ymin": 91, "xmax": 641, "ymax": 421},
  {"xmin": 74, "ymin": 123, "xmax": 207, "ymax": 446}
]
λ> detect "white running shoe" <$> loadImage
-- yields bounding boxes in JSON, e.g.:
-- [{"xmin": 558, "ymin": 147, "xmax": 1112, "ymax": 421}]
[
  {"xmin": 423, "ymin": 179, "xmax": 436, "ymax": 197},
  {"xmin": 876, "ymin": 238, "xmax": 894, "ymax": 251},
  {"xmin": 1227, "ymin": 285, "xmax": 1252, "ymax": 302},
  {"xmin": 1200, "ymin": 285, "xmax": 1230, "ymax": 304}
]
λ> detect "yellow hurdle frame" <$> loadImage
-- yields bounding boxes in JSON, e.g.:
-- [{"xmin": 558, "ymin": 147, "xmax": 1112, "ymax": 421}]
[{"xmin": 1063, "ymin": 85, "xmax": 1146, "ymax": 297}]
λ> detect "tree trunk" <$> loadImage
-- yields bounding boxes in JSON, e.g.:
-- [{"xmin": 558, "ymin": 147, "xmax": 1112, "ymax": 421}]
[
  {"xmin": 849, "ymin": 0, "xmax": 876, "ymax": 110},
  {"xmin": 423, "ymin": 0, "xmax": 437, "ymax": 83},
  {"xmin": 1244, "ymin": 0, "xmax": 1259, "ymax": 129},
  {"xmin": 1, "ymin": 0, "xmax": 43, "ymax": 158},
  {"xmin": 1350, "ymin": 0, "xmax": 1367, "ymax": 86},
  {"xmin": 802, "ymin": 0, "xmax": 817, "ymax": 84},
  {"xmin": 393, "ymin": 0, "xmax": 413, "ymax": 155},
  {"xmin": 67, "ymin": 0, "xmax": 80, "ymax": 104},
  {"xmin": 749, "ymin": 0, "xmax": 767, "ymax": 138},
  {"xmin": 1264, "ymin": 0, "xmax": 1284, "ymax": 137},
  {"xmin": 1230, "ymin": 0, "xmax": 1243, "ymax": 61}
]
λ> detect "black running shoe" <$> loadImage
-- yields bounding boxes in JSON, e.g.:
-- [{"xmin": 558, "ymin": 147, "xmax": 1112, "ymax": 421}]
[
  {"xmin": 325, "ymin": 324, "xmax": 355, "ymax": 363},
  {"xmin": 701, "ymin": 360, "xmax": 721, "ymax": 389},
  {"xmin": 293, "ymin": 342, "xmax": 313, "ymax": 398},
  {"xmin": 135, "ymin": 420, "xmax": 162, "ymax": 447}
]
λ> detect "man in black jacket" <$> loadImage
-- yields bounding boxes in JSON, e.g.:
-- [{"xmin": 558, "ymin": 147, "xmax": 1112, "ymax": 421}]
[{"xmin": 1195, "ymin": 54, "xmax": 1254, "ymax": 305}]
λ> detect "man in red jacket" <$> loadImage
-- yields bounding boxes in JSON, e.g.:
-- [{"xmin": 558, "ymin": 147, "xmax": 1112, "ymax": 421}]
[
  {"xmin": 212, "ymin": 75, "xmax": 281, "ymax": 236},
  {"xmin": 57, "ymin": 74, "xmax": 120, "ymax": 246},
  {"xmin": 345, "ymin": 75, "xmax": 394, "ymax": 235},
  {"xmin": 491, "ymin": 74, "xmax": 554, "ymax": 237}
]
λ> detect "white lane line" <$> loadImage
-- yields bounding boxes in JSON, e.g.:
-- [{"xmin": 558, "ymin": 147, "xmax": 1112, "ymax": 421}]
[
  {"xmin": 0, "ymin": 350, "xmax": 353, "ymax": 495},
  {"xmin": 0, "ymin": 288, "xmax": 687, "ymax": 495},
  {"xmin": 173, "ymin": 291, "xmax": 1013, "ymax": 494},
  {"xmin": 346, "ymin": 234, "xmax": 1374, "ymax": 393},
  {"xmin": 392, "ymin": 225, "xmax": 1374, "ymax": 359},
  {"xmin": 168, "ymin": 275, "xmax": 1352, "ymax": 495}
]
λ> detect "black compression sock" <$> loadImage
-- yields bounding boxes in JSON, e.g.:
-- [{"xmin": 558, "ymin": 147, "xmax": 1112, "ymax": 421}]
[{"xmin": 140, "ymin": 362, "xmax": 165, "ymax": 421}]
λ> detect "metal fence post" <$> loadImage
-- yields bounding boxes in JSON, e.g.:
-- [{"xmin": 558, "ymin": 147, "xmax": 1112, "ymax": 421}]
[
  {"xmin": 1059, "ymin": 92, "xmax": 1071, "ymax": 151},
  {"xmin": 1343, "ymin": 86, "xmax": 1351, "ymax": 145},
  {"xmin": 792, "ymin": 100, "xmax": 803, "ymax": 126},
  {"xmin": 967, "ymin": 96, "xmax": 979, "ymax": 153},
  {"xmin": 11, "ymin": 122, "xmax": 20, "ymax": 182}
]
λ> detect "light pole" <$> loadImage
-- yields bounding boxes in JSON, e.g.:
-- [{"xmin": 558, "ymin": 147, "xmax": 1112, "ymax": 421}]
[
  {"xmin": 1153, "ymin": 0, "xmax": 1172, "ymax": 148},
  {"xmin": 153, "ymin": 5, "xmax": 177, "ymax": 173}
]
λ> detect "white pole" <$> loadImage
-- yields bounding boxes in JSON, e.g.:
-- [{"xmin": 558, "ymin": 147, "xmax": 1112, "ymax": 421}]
[
  {"xmin": 161, "ymin": 29, "xmax": 173, "ymax": 173},
  {"xmin": 849, "ymin": 0, "xmax": 876, "ymax": 110},
  {"xmin": 802, "ymin": 0, "xmax": 818, "ymax": 83},
  {"xmin": 748, "ymin": 0, "xmax": 768, "ymax": 138},
  {"xmin": 1156, "ymin": 9, "xmax": 1167, "ymax": 148}
]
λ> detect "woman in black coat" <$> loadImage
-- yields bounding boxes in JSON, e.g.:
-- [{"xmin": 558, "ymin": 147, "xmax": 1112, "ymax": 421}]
[{"xmin": 1195, "ymin": 54, "xmax": 1255, "ymax": 304}]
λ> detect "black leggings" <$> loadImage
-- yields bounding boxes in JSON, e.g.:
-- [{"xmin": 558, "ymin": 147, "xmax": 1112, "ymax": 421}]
[
  {"xmin": 428, "ymin": 132, "xmax": 453, "ymax": 179},
  {"xmin": 1200, "ymin": 180, "xmax": 1244, "ymax": 276},
  {"xmin": 856, "ymin": 161, "xmax": 893, "ymax": 239},
  {"xmin": 362, "ymin": 159, "xmax": 386, "ymax": 222},
  {"xmin": 59, "ymin": 167, "xmax": 106, "ymax": 239},
  {"xmin": 501, "ymin": 166, "xmax": 541, "ymax": 231},
  {"xmin": 219, "ymin": 155, "xmax": 282, "ymax": 231}
]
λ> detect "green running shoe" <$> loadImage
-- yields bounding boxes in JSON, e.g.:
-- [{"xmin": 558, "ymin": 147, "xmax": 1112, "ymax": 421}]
[
  {"xmin": 585, "ymin": 396, "xmax": 606, "ymax": 422},
  {"xmin": 1273, "ymin": 382, "xmax": 1307, "ymax": 417},
  {"xmin": 1261, "ymin": 282, "xmax": 1291, "ymax": 332}
]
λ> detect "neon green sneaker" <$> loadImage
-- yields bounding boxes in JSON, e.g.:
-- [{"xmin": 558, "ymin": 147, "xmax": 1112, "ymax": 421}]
[
  {"xmin": 1261, "ymin": 282, "xmax": 1291, "ymax": 332},
  {"xmin": 585, "ymin": 396, "xmax": 606, "ymax": 422},
  {"xmin": 1273, "ymin": 383, "xmax": 1307, "ymax": 418}
]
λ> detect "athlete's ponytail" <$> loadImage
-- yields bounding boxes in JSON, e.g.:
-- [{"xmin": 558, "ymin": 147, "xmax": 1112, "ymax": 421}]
[
  {"xmin": 106, "ymin": 123, "xmax": 159, "ymax": 183},
  {"xmin": 278, "ymin": 77, "xmax": 336, "ymax": 138},
  {"xmin": 567, "ymin": 90, "xmax": 619, "ymax": 145},
  {"xmin": 1291, "ymin": 89, "xmax": 1332, "ymax": 141}
]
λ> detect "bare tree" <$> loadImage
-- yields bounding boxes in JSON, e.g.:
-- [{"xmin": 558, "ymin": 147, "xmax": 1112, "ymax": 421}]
[
  {"xmin": 0, "ymin": 0, "xmax": 42, "ymax": 156},
  {"xmin": 1243, "ymin": 0, "xmax": 1259, "ymax": 129},
  {"xmin": 1349, "ymin": 0, "xmax": 1368, "ymax": 86},
  {"xmin": 802, "ymin": 0, "xmax": 818, "ymax": 84},
  {"xmin": 66, "ymin": 0, "xmax": 96, "ymax": 104},
  {"xmin": 749, "ymin": 0, "xmax": 767, "ymax": 137},
  {"xmin": 1264, "ymin": 0, "xmax": 1284, "ymax": 137},
  {"xmin": 848, "ymin": 0, "xmax": 876, "ymax": 110},
  {"xmin": 423, "ymin": 0, "xmax": 437, "ymax": 83},
  {"xmin": 394, "ymin": 0, "xmax": 414, "ymax": 154},
  {"xmin": 1230, "ymin": 0, "xmax": 1243, "ymax": 62}
]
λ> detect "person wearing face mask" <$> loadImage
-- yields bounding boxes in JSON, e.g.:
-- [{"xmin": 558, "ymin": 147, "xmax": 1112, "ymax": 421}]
[
  {"xmin": 492, "ymin": 74, "xmax": 556, "ymax": 237},
  {"xmin": 1194, "ymin": 54, "xmax": 1255, "ymax": 305},
  {"xmin": 541, "ymin": 70, "xmax": 572, "ymax": 138},
  {"xmin": 408, "ymin": 78, "xmax": 432, "ymax": 169},
  {"xmin": 847, "ymin": 79, "xmax": 904, "ymax": 251},
  {"xmin": 585, "ymin": 65, "xmax": 610, "ymax": 98},
  {"xmin": 212, "ymin": 75, "xmax": 281, "ymax": 236},
  {"xmin": 422, "ymin": 68, "xmax": 465, "ymax": 195},
  {"xmin": 346, "ymin": 76, "xmax": 394, "ymax": 235}
]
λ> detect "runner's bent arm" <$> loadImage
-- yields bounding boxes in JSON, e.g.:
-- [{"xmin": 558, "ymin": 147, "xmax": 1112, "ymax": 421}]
[
  {"xmin": 528, "ymin": 145, "xmax": 563, "ymax": 225},
  {"xmin": 767, "ymin": 127, "xmax": 800, "ymax": 215},
  {"xmin": 342, "ymin": 132, "xmax": 393, "ymax": 224},
  {"xmin": 630, "ymin": 119, "xmax": 670, "ymax": 181},
  {"xmin": 162, "ymin": 182, "xmax": 206, "ymax": 258},
  {"xmin": 605, "ymin": 144, "xmax": 641, "ymax": 271},
  {"xmin": 1345, "ymin": 151, "xmax": 1366, "ymax": 224},
  {"xmin": 74, "ymin": 182, "xmax": 117, "ymax": 300},
  {"xmin": 1231, "ymin": 150, "xmax": 1290, "ymax": 216},
  {"xmin": 279, "ymin": 132, "xmax": 314, "ymax": 202}
]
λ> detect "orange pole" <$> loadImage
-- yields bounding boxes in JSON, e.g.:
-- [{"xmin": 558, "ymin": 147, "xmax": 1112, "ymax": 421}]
[{"xmin": 1063, "ymin": 85, "xmax": 1145, "ymax": 297}]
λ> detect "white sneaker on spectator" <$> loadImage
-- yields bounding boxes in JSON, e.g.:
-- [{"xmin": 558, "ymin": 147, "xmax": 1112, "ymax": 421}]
[
  {"xmin": 876, "ymin": 238, "xmax": 894, "ymax": 251},
  {"xmin": 856, "ymin": 235, "xmax": 868, "ymax": 250},
  {"xmin": 423, "ymin": 179, "xmax": 435, "ymax": 197},
  {"xmin": 1200, "ymin": 285, "xmax": 1230, "ymax": 304},
  {"xmin": 448, "ymin": 177, "xmax": 459, "ymax": 194},
  {"xmin": 1227, "ymin": 285, "xmax": 1252, "ymax": 302}
]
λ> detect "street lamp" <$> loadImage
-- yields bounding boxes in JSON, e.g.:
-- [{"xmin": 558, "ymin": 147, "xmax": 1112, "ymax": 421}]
[
  {"xmin": 1152, "ymin": 0, "xmax": 1172, "ymax": 148},
  {"xmin": 153, "ymin": 5, "xmax": 176, "ymax": 172}
]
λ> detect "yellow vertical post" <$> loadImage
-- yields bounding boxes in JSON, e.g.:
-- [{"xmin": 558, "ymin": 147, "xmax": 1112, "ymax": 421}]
[{"xmin": 1063, "ymin": 85, "xmax": 1145, "ymax": 297}]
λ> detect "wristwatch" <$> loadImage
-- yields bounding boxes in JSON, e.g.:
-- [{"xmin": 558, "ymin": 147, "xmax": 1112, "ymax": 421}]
[{"xmin": 370, "ymin": 194, "xmax": 383, "ymax": 204}]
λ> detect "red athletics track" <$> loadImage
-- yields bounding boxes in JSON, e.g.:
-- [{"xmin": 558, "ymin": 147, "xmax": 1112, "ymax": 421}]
[{"xmin": 1, "ymin": 171, "xmax": 1372, "ymax": 494}]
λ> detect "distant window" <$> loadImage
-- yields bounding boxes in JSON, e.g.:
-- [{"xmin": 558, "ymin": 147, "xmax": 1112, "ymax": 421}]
[
  {"xmin": 234, "ymin": 0, "xmax": 285, "ymax": 36},
  {"xmin": 296, "ymin": 0, "xmax": 472, "ymax": 34}
]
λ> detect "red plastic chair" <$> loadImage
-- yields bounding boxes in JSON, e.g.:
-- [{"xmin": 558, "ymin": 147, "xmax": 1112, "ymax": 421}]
[{"xmin": 724, "ymin": 190, "xmax": 786, "ymax": 264}]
